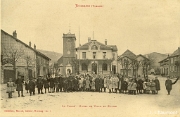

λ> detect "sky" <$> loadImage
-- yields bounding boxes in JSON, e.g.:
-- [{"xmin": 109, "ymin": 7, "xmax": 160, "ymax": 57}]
[{"xmin": 1, "ymin": 0, "xmax": 180, "ymax": 55}]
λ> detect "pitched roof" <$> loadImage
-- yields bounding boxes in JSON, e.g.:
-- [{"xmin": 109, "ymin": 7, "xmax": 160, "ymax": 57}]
[
  {"xmin": 106, "ymin": 45, "xmax": 118, "ymax": 51},
  {"xmin": 1, "ymin": 30, "xmax": 51, "ymax": 60},
  {"xmin": 119, "ymin": 49, "xmax": 137, "ymax": 59},
  {"xmin": 170, "ymin": 47, "xmax": 180, "ymax": 57},
  {"xmin": 57, "ymin": 56, "xmax": 63, "ymax": 65},
  {"xmin": 158, "ymin": 57, "xmax": 169, "ymax": 63},
  {"xmin": 136, "ymin": 54, "xmax": 150, "ymax": 61},
  {"xmin": 76, "ymin": 40, "xmax": 117, "ymax": 51}
]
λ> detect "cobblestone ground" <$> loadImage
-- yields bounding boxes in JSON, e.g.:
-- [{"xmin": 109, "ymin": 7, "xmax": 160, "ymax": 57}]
[{"xmin": 0, "ymin": 75, "xmax": 180, "ymax": 117}]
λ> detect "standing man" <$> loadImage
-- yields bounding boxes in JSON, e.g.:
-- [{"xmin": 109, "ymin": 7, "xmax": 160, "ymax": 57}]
[
  {"xmin": 154, "ymin": 77, "xmax": 160, "ymax": 94},
  {"xmin": 95, "ymin": 75, "xmax": 100, "ymax": 92},
  {"xmin": 99, "ymin": 76, "xmax": 104, "ymax": 92},
  {"xmin": 165, "ymin": 76, "xmax": 179, "ymax": 95},
  {"xmin": 114, "ymin": 75, "xmax": 119, "ymax": 93},
  {"xmin": 15, "ymin": 75, "xmax": 25, "ymax": 97},
  {"xmin": 59, "ymin": 75, "xmax": 64, "ymax": 92},
  {"xmin": 37, "ymin": 76, "xmax": 44, "ymax": 94},
  {"xmin": 29, "ymin": 78, "xmax": 36, "ymax": 96},
  {"xmin": 54, "ymin": 75, "xmax": 59, "ymax": 92},
  {"xmin": 49, "ymin": 76, "xmax": 55, "ymax": 93},
  {"xmin": 104, "ymin": 76, "xmax": 107, "ymax": 92}
]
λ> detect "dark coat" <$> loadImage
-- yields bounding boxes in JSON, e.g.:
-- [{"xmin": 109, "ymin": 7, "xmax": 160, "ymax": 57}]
[
  {"xmin": 63, "ymin": 78, "xmax": 68, "ymax": 90},
  {"xmin": 99, "ymin": 78, "xmax": 104, "ymax": 88},
  {"xmin": 83, "ymin": 79, "xmax": 86, "ymax": 88},
  {"xmin": 49, "ymin": 78, "xmax": 55, "ymax": 88},
  {"xmin": 43, "ymin": 80, "xmax": 49, "ymax": 88},
  {"xmin": 95, "ymin": 78, "xmax": 100, "ymax": 89},
  {"xmin": 15, "ymin": 78, "xmax": 24, "ymax": 91},
  {"xmin": 59, "ymin": 77, "xmax": 64, "ymax": 86},
  {"xmin": 29, "ymin": 80, "xmax": 35, "ymax": 90},
  {"xmin": 154, "ymin": 79, "xmax": 160, "ymax": 90},
  {"xmin": 121, "ymin": 80, "xmax": 128, "ymax": 90},
  {"xmin": 68, "ymin": 78, "xmax": 73, "ymax": 89},
  {"xmin": 165, "ymin": 78, "xmax": 179, "ymax": 90},
  {"xmin": 37, "ymin": 78, "xmax": 43, "ymax": 89},
  {"xmin": 137, "ymin": 79, "xmax": 144, "ymax": 90},
  {"xmin": 54, "ymin": 77, "xmax": 59, "ymax": 88},
  {"xmin": 25, "ymin": 81, "xmax": 30, "ymax": 90},
  {"xmin": 73, "ymin": 78, "xmax": 78, "ymax": 89}
]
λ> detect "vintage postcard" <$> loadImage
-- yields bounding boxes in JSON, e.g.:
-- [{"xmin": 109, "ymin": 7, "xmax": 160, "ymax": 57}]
[{"xmin": 1, "ymin": 0, "xmax": 180, "ymax": 117}]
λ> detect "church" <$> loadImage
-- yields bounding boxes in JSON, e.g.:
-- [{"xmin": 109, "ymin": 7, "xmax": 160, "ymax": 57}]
[{"xmin": 57, "ymin": 32, "xmax": 118, "ymax": 76}]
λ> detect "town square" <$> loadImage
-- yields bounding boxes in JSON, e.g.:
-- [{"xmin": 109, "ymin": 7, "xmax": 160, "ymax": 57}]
[{"xmin": 1, "ymin": 0, "xmax": 180, "ymax": 117}]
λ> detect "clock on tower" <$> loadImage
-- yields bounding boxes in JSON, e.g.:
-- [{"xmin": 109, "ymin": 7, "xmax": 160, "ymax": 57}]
[{"xmin": 62, "ymin": 33, "xmax": 76, "ymax": 75}]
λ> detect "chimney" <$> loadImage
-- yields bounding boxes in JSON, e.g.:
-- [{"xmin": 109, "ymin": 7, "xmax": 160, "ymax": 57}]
[
  {"xmin": 105, "ymin": 39, "xmax": 107, "ymax": 45},
  {"xmin": 13, "ymin": 30, "xmax": 17, "ymax": 38},
  {"xmin": 29, "ymin": 41, "xmax": 31, "ymax": 47},
  {"xmin": 88, "ymin": 37, "xmax": 91, "ymax": 42},
  {"xmin": 34, "ymin": 44, "xmax": 36, "ymax": 49}
]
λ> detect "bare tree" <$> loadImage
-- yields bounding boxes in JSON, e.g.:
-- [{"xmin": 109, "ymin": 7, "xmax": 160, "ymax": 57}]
[
  {"xmin": 72, "ymin": 59, "xmax": 80, "ymax": 74},
  {"xmin": 53, "ymin": 62, "xmax": 59, "ymax": 75},
  {"xmin": 119, "ymin": 58, "xmax": 132, "ymax": 77},
  {"xmin": 140, "ymin": 59, "xmax": 150, "ymax": 78},
  {"xmin": 2, "ymin": 45, "xmax": 24, "ymax": 79},
  {"xmin": 24, "ymin": 55, "xmax": 34, "ymax": 79}
]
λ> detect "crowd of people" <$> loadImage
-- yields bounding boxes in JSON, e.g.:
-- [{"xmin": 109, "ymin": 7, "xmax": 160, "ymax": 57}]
[{"xmin": 6, "ymin": 73, "xmax": 179, "ymax": 98}]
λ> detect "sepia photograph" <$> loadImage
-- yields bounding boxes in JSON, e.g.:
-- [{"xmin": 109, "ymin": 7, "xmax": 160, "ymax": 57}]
[{"xmin": 1, "ymin": 0, "xmax": 180, "ymax": 117}]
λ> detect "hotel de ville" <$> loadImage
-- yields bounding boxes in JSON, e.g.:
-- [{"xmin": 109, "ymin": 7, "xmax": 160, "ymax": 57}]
[{"xmin": 57, "ymin": 32, "xmax": 118, "ymax": 75}]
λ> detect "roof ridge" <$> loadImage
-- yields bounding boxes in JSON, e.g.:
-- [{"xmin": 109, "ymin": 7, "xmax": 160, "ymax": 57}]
[{"xmin": 1, "ymin": 29, "xmax": 51, "ymax": 60}]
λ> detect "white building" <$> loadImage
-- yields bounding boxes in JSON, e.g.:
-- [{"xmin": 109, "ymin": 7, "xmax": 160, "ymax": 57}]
[{"xmin": 76, "ymin": 38, "xmax": 118, "ymax": 75}]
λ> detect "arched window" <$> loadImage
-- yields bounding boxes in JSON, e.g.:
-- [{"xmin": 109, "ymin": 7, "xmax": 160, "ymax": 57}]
[
  {"xmin": 91, "ymin": 45, "xmax": 98, "ymax": 50},
  {"xmin": 102, "ymin": 63, "xmax": 107, "ymax": 71},
  {"xmin": 82, "ymin": 63, "xmax": 88, "ymax": 71},
  {"xmin": 67, "ymin": 69, "xmax": 71, "ymax": 74}
]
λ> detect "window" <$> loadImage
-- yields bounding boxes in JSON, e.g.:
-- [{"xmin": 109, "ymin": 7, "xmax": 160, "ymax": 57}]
[
  {"xmin": 82, "ymin": 63, "xmax": 88, "ymax": 71},
  {"xmin": 171, "ymin": 66, "xmax": 173, "ymax": 72},
  {"xmin": 103, "ymin": 52, "xmax": 106, "ymax": 59},
  {"xmin": 93, "ymin": 52, "xmax": 96, "ymax": 59},
  {"xmin": 82, "ymin": 52, "xmax": 86, "ymax": 59},
  {"xmin": 91, "ymin": 45, "xmax": 98, "ymax": 50},
  {"xmin": 174, "ymin": 57, "xmax": 177, "ymax": 61},
  {"xmin": 113, "ymin": 53, "xmax": 115, "ymax": 59},
  {"xmin": 170, "ymin": 66, "xmax": 171, "ymax": 72},
  {"xmin": 175, "ymin": 66, "xmax": 177, "ymax": 72},
  {"xmin": 170, "ymin": 58, "xmax": 174, "ymax": 64},
  {"xmin": 102, "ymin": 63, "xmax": 107, "ymax": 71}
]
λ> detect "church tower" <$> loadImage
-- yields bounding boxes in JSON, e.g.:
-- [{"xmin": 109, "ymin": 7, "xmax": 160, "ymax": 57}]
[{"xmin": 62, "ymin": 32, "xmax": 76, "ymax": 75}]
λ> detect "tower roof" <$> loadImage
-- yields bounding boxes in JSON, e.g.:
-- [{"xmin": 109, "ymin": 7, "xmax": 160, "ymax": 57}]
[{"xmin": 63, "ymin": 33, "xmax": 76, "ymax": 40}]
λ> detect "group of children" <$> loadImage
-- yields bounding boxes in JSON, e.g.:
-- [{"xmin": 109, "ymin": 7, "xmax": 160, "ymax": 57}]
[
  {"xmin": 6, "ymin": 73, "xmax": 162, "ymax": 98},
  {"xmin": 125, "ymin": 78, "xmax": 160, "ymax": 95}
]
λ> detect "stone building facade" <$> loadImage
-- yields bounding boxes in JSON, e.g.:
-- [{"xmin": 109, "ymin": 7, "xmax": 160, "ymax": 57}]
[
  {"xmin": 1, "ymin": 30, "xmax": 51, "ymax": 83},
  {"xmin": 159, "ymin": 47, "xmax": 180, "ymax": 77},
  {"xmin": 117, "ymin": 50, "xmax": 150, "ymax": 78}
]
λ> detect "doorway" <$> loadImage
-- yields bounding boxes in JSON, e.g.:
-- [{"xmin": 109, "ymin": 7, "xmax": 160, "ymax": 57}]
[{"xmin": 92, "ymin": 63, "xmax": 97, "ymax": 74}]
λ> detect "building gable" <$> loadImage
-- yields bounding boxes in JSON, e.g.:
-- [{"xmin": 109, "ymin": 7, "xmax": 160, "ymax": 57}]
[{"xmin": 76, "ymin": 40, "xmax": 117, "ymax": 51}]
